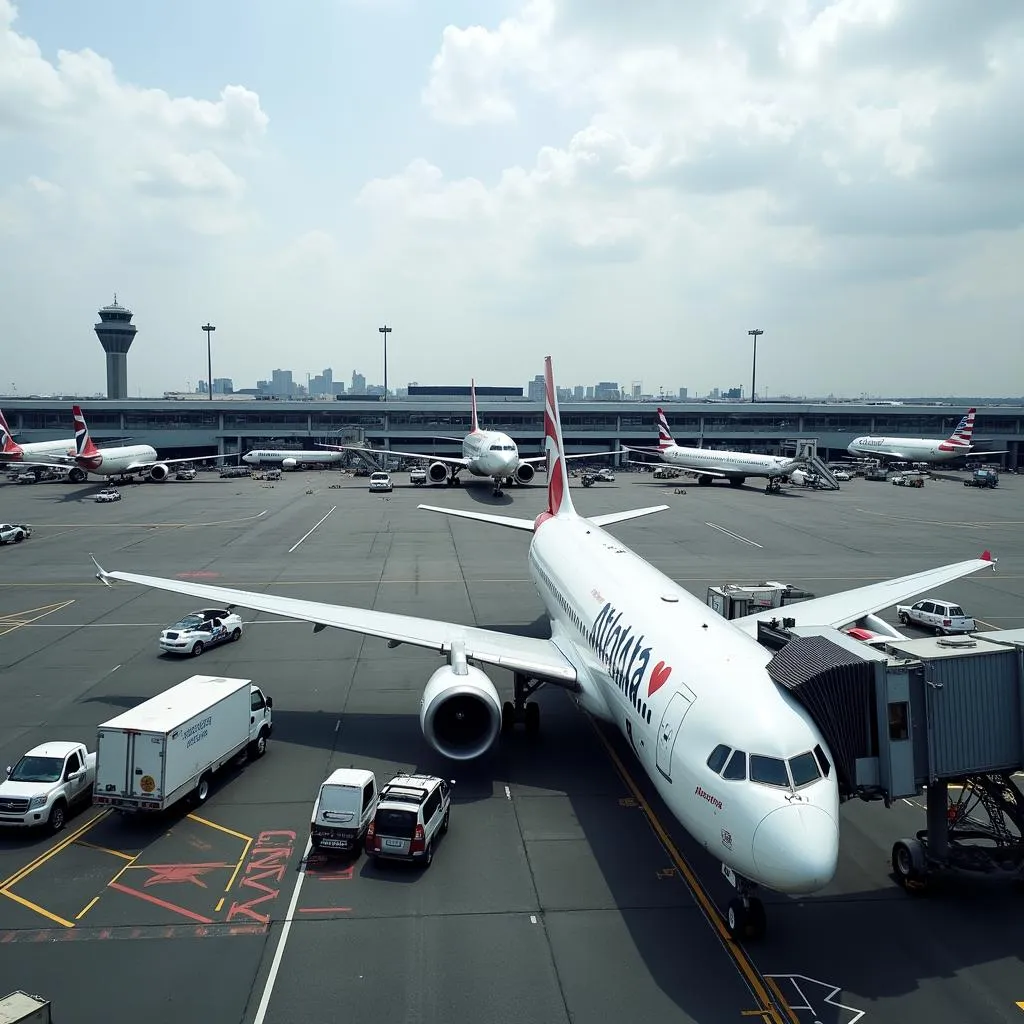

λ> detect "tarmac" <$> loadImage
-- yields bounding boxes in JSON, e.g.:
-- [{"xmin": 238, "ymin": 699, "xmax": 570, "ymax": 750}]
[{"xmin": 0, "ymin": 466, "xmax": 1022, "ymax": 1023}]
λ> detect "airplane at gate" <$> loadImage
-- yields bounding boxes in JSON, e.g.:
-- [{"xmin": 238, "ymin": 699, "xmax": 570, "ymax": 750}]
[
  {"xmin": 9, "ymin": 405, "xmax": 229, "ymax": 482},
  {"xmin": 626, "ymin": 407, "xmax": 806, "ymax": 492},
  {"xmin": 90, "ymin": 357, "xmax": 997, "ymax": 941},
  {"xmin": 318, "ymin": 379, "xmax": 618, "ymax": 496},
  {"xmin": 0, "ymin": 408, "xmax": 76, "ymax": 463},
  {"xmin": 847, "ymin": 409, "xmax": 1008, "ymax": 463},
  {"xmin": 242, "ymin": 449, "xmax": 344, "ymax": 469}
]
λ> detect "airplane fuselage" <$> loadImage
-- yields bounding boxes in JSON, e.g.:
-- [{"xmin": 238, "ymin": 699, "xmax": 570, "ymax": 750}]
[
  {"xmin": 463, "ymin": 429, "xmax": 519, "ymax": 480},
  {"xmin": 847, "ymin": 437, "xmax": 971, "ymax": 463},
  {"xmin": 660, "ymin": 445, "xmax": 801, "ymax": 481},
  {"xmin": 527, "ymin": 514, "xmax": 840, "ymax": 894},
  {"xmin": 78, "ymin": 444, "xmax": 159, "ymax": 476},
  {"xmin": 0, "ymin": 438, "xmax": 75, "ymax": 462},
  {"xmin": 243, "ymin": 450, "xmax": 343, "ymax": 467}
]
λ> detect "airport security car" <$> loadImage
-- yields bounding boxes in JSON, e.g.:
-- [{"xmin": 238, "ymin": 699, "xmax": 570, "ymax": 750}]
[
  {"xmin": 896, "ymin": 599, "xmax": 975, "ymax": 635},
  {"xmin": 0, "ymin": 741, "xmax": 96, "ymax": 833},
  {"xmin": 159, "ymin": 608, "xmax": 244, "ymax": 656},
  {"xmin": 409, "ymin": 467, "xmax": 427, "ymax": 486},
  {"xmin": 0, "ymin": 522, "xmax": 32, "ymax": 544},
  {"xmin": 368, "ymin": 471, "xmax": 393, "ymax": 493},
  {"xmin": 94, "ymin": 487, "xmax": 121, "ymax": 503},
  {"xmin": 365, "ymin": 773, "xmax": 451, "ymax": 867},
  {"xmin": 310, "ymin": 768, "xmax": 379, "ymax": 853}
]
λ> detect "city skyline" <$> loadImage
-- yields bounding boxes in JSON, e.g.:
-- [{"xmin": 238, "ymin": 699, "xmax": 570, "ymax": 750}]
[{"xmin": 1, "ymin": 2, "xmax": 1021, "ymax": 398}]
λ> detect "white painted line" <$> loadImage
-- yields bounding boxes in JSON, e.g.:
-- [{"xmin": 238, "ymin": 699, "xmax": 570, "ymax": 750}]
[
  {"xmin": 504, "ymin": 786, "xmax": 511, "ymax": 801},
  {"xmin": 287, "ymin": 506, "xmax": 337, "ymax": 554},
  {"xmin": 901, "ymin": 798, "xmax": 914, "ymax": 807},
  {"xmin": 252, "ymin": 838, "xmax": 312, "ymax": 1024},
  {"xmin": 530, "ymin": 915, "xmax": 537, "ymax": 924},
  {"xmin": 704, "ymin": 521, "xmax": 763, "ymax": 549},
  {"xmin": 334, "ymin": 719, "xmax": 341, "ymax": 733},
  {"xmin": 110, "ymin": 664, "xmax": 120, "ymax": 673}
]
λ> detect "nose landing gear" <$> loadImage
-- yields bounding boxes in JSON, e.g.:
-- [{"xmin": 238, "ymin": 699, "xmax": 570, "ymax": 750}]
[{"xmin": 722, "ymin": 866, "xmax": 767, "ymax": 940}]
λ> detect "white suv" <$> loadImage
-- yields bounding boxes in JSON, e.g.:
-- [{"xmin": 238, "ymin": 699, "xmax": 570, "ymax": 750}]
[
  {"xmin": 310, "ymin": 768, "xmax": 378, "ymax": 854},
  {"xmin": 365, "ymin": 773, "xmax": 451, "ymax": 867},
  {"xmin": 369, "ymin": 472, "xmax": 393, "ymax": 493},
  {"xmin": 896, "ymin": 599, "xmax": 975, "ymax": 635}
]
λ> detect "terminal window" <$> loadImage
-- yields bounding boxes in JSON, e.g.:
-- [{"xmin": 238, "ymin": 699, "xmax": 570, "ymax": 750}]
[{"xmin": 888, "ymin": 701, "xmax": 910, "ymax": 741}]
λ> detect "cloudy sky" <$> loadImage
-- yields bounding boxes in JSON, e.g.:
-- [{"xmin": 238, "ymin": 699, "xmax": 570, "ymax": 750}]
[{"xmin": 1, "ymin": 0, "xmax": 1021, "ymax": 400}]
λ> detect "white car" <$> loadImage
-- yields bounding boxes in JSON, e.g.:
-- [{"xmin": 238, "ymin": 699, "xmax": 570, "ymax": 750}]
[
  {"xmin": 95, "ymin": 488, "xmax": 121, "ymax": 503},
  {"xmin": 409, "ymin": 468, "xmax": 427, "ymax": 486},
  {"xmin": 159, "ymin": 607, "xmax": 244, "ymax": 656},
  {"xmin": 896, "ymin": 599, "xmax": 975, "ymax": 635},
  {"xmin": 0, "ymin": 522, "xmax": 32, "ymax": 544},
  {"xmin": 310, "ymin": 768, "xmax": 379, "ymax": 853},
  {"xmin": 833, "ymin": 470, "xmax": 851, "ymax": 481},
  {"xmin": 369, "ymin": 472, "xmax": 393, "ymax": 493},
  {"xmin": 365, "ymin": 773, "xmax": 452, "ymax": 867}
]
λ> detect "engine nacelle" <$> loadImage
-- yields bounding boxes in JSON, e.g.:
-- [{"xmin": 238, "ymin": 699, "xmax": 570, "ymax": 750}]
[
  {"xmin": 282, "ymin": 457, "xmax": 297, "ymax": 470},
  {"xmin": 514, "ymin": 462, "xmax": 535, "ymax": 485},
  {"xmin": 419, "ymin": 664, "xmax": 502, "ymax": 761},
  {"xmin": 428, "ymin": 461, "xmax": 450, "ymax": 484},
  {"xmin": 147, "ymin": 463, "xmax": 170, "ymax": 482}
]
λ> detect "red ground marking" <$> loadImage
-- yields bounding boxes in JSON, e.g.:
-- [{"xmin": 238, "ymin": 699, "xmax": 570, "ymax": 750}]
[
  {"xmin": 108, "ymin": 881, "xmax": 213, "ymax": 924},
  {"xmin": 139, "ymin": 862, "xmax": 235, "ymax": 888},
  {"xmin": 0, "ymin": 922, "xmax": 267, "ymax": 943}
]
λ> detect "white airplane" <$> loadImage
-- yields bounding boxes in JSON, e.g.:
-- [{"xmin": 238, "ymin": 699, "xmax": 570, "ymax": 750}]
[
  {"xmin": 847, "ymin": 409, "xmax": 1008, "ymax": 464},
  {"xmin": 0, "ymin": 408, "xmax": 76, "ymax": 464},
  {"xmin": 319, "ymin": 379, "xmax": 618, "ymax": 496},
  {"xmin": 9, "ymin": 405, "xmax": 229, "ymax": 483},
  {"xmin": 242, "ymin": 449, "xmax": 344, "ymax": 470},
  {"xmin": 89, "ymin": 356, "xmax": 997, "ymax": 941},
  {"xmin": 627, "ymin": 408, "xmax": 806, "ymax": 493}
]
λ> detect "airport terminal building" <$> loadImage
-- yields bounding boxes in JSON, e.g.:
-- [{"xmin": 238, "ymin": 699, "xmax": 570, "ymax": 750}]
[{"xmin": 3, "ymin": 398, "xmax": 1022, "ymax": 468}]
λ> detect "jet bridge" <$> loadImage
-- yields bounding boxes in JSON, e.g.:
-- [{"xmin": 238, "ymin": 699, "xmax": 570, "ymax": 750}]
[{"xmin": 756, "ymin": 622, "xmax": 1024, "ymax": 890}]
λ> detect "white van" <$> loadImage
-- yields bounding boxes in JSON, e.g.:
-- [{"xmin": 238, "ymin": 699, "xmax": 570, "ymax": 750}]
[{"xmin": 310, "ymin": 768, "xmax": 379, "ymax": 853}]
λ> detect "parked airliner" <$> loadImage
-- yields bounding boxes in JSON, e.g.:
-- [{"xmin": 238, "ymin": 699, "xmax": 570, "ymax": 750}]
[
  {"xmin": 627, "ymin": 408, "xmax": 806, "ymax": 493},
  {"xmin": 319, "ymin": 379, "xmax": 617, "ymax": 496},
  {"xmin": 90, "ymin": 356, "xmax": 996, "ymax": 941},
  {"xmin": 11, "ymin": 406, "xmax": 228, "ymax": 482},
  {"xmin": 847, "ymin": 409, "xmax": 1008, "ymax": 463},
  {"xmin": 0, "ymin": 409, "xmax": 76, "ymax": 464},
  {"xmin": 242, "ymin": 449, "xmax": 344, "ymax": 470}
]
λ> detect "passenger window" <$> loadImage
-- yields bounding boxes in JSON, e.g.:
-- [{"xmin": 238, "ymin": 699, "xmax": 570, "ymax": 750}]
[
  {"xmin": 722, "ymin": 750, "xmax": 747, "ymax": 780},
  {"xmin": 788, "ymin": 751, "xmax": 821, "ymax": 787},
  {"xmin": 749, "ymin": 755, "xmax": 790, "ymax": 788},
  {"xmin": 949, "ymin": 606, "xmax": 964, "ymax": 617},
  {"xmin": 362, "ymin": 782, "xmax": 375, "ymax": 811},
  {"xmin": 424, "ymin": 791, "xmax": 440, "ymax": 819},
  {"xmin": 706, "ymin": 745, "xmax": 731, "ymax": 774},
  {"xmin": 813, "ymin": 744, "xmax": 831, "ymax": 778},
  {"xmin": 888, "ymin": 702, "xmax": 909, "ymax": 741}
]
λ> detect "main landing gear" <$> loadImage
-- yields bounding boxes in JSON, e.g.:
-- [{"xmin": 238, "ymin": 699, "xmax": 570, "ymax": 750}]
[
  {"xmin": 501, "ymin": 672, "xmax": 543, "ymax": 737},
  {"xmin": 722, "ymin": 866, "xmax": 767, "ymax": 940},
  {"xmin": 765, "ymin": 477, "xmax": 783, "ymax": 494}
]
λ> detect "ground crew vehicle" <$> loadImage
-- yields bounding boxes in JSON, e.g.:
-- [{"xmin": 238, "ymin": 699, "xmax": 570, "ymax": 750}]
[
  {"xmin": 0, "ymin": 522, "xmax": 32, "ymax": 543},
  {"xmin": 310, "ymin": 768, "xmax": 379, "ymax": 852},
  {"xmin": 964, "ymin": 468, "xmax": 998, "ymax": 488},
  {"xmin": 369, "ymin": 472, "xmax": 393, "ymax": 492},
  {"xmin": 159, "ymin": 608, "xmax": 244, "ymax": 656},
  {"xmin": 365, "ymin": 773, "xmax": 451, "ymax": 867},
  {"xmin": 93, "ymin": 675, "xmax": 273, "ymax": 812},
  {"xmin": 0, "ymin": 741, "xmax": 95, "ymax": 833},
  {"xmin": 896, "ymin": 599, "xmax": 975, "ymax": 635}
]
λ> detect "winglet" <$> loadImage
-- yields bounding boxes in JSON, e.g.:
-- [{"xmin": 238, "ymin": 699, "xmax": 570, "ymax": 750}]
[
  {"xmin": 981, "ymin": 549, "xmax": 997, "ymax": 569},
  {"xmin": 90, "ymin": 553, "xmax": 113, "ymax": 587}
]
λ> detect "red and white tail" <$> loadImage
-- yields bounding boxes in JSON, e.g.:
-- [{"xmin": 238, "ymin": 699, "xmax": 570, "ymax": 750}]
[
  {"xmin": 0, "ymin": 409, "xmax": 23, "ymax": 457},
  {"xmin": 656, "ymin": 407, "xmax": 675, "ymax": 451},
  {"xmin": 541, "ymin": 356, "xmax": 576, "ymax": 521},
  {"xmin": 947, "ymin": 408, "xmax": 976, "ymax": 445},
  {"xmin": 470, "ymin": 379, "xmax": 480, "ymax": 433},
  {"xmin": 72, "ymin": 405, "xmax": 101, "ymax": 459}
]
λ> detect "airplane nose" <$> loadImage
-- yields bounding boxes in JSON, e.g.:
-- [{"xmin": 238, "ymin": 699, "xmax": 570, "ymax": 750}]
[{"xmin": 751, "ymin": 804, "xmax": 839, "ymax": 894}]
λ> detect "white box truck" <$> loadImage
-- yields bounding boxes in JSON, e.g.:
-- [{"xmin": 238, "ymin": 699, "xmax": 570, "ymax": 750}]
[{"xmin": 93, "ymin": 675, "xmax": 273, "ymax": 812}]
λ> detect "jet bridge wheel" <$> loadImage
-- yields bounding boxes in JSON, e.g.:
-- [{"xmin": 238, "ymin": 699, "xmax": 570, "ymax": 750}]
[{"xmin": 891, "ymin": 838, "xmax": 928, "ymax": 891}]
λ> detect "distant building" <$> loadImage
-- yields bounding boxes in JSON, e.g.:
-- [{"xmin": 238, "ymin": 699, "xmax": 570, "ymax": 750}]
[
  {"xmin": 309, "ymin": 368, "xmax": 333, "ymax": 397},
  {"xmin": 573, "ymin": 386, "xmax": 585, "ymax": 400},
  {"xmin": 271, "ymin": 369, "xmax": 294, "ymax": 398},
  {"xmin": 527, "ymin": 375, "xmax": 545, "ymax": 402},
  {"xmin": 678, "ymin": 387, "xmax": 688, "ymax": 400},
  {"xmin": 213, "ymin": 378, "xmax": 233, "ymax": 394},
  {"xmin": 595, "ymin": 381, "xmax": 620, "ymax": 400},
  {"xmin": 351, "ymin": 371, "xmax": 366, "ymax": 395}
]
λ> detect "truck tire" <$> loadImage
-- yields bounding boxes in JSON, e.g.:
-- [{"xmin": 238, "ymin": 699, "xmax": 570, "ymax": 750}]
[
  {"xmin": 48, "ymin": 800, "xmax": 68, "ymax": 834},
  {"xmin": 249, "ymin": 730, "xmax": 268, "ymax": 759},
  {"xmin": 194, "ymin": 774, "xmax": 212, "ymax": 804}
]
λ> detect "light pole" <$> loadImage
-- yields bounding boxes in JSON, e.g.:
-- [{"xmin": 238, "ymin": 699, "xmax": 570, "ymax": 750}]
[
  {"xmin": 748, "ymin": 328, "xmax": 763, "ymax": 402},
  {"xmin": 202, "ymin": 323, "xmax": 216, "ymax": 400},
  {"xmin": 378, "ymin": 325, "xmax": 392, "ymax": 398}
]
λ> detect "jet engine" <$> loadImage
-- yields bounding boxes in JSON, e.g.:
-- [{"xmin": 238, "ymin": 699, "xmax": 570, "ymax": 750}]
[
  {"xmin": 419, "ymin": 664, "xmax": 502, "ymax": 761},
  {"xmin": 147, "ymin": 463, "xmax": 170, "ymax": 482},
  {"xmin": 282, "ymin": 457, "xmax": 297, "ymax": 470},
  {"xmin": 514, "ymin": 462, "xmax": 535, "ymax": 485},
  {"xmin": 428, "ymin": 461, "xmax": 450, "ymax": 484},
  {"xmin": 68, "ymin": 468, "xmax": 88, "ymax": 484}
]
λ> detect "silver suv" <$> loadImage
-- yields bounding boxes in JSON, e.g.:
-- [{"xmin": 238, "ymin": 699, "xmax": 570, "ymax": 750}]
[{"xmin": 365, "ymin": 773, "xmax": 451, "ymax": 867}]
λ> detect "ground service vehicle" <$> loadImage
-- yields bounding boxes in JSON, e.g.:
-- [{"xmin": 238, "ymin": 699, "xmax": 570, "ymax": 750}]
[
  {"xmin": 369, "ymin": 471, "xmax": 393, "ymax": 492},
  {"xmin": 310, "ymin": 768, "xmax": 379, "ymax": 852},
  {"xmin": 409, "ymin": 467, "xmax": 427, "ymax": 486},
  {"xmin": 0, "ymin": 522, "xmax": 31, "ymax": 543},
  {"xmin": 965, "ymin": 468, "xmax": 998, "ymax": 488},
  {"xmin": 159, "ymin": 608, "xmax": 244, "ymax": 656},
  {"xmin": 896, "ymin": 599, "xmax": 975, "ymax": 635},
  {"xmin": 93, "ymin": 675, "xmax": 273, "ymax": 812},
  {"xmin": 0, "ymin": 742, "xmax": 96, "ymax": 832},
  {"xmin": 365, "ymin": 773, "xmax": 451, "ymax": 867},
  {"xmin": 94, "ymin": 487, "xmax": 121, "ymax": 502},
  {"xmin": 0, "ymin": 990, "xmax": 52, "ymax": 1023}
]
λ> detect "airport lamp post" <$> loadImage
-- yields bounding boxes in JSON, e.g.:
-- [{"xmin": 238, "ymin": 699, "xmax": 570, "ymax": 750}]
[
  {"xmin": 748, "ymin": 328, "xmax": 764, "ymax": 403},
  {"xmin": 202, "ymin": 323, "xmax": 216, "ymax": 401},
  {"xmin": 379, "ymin": 324, "xmax": 392, "ymax": 398}
]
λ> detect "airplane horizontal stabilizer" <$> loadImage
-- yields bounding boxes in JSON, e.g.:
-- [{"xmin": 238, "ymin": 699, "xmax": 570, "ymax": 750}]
[
  {"xmin": 588, "ymin": 505, "xmax": 670, "ymax": 528},
  {"xmin": 417, "ymin": 504, "xmax": 536, "ymax": 531}
]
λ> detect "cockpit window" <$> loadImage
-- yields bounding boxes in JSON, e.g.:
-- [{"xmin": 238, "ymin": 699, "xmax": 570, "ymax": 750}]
[
  {"xmin": 749, "ymin": 755, "xmax": 790, "ymax": 788},
  {"xmin": 706, "ymin": 745, "xmax": 730, "ymax": 774},
  {"xmin": 722, "ymin": 750, "xmax": 747, "ymax": 780},
  {"xmin": 788, "ymin": 751, "xmax": 821, "ymax": 787},
  {"xmin": 813, "ymin": 744, "xmax": 831, "ymax": 778}
]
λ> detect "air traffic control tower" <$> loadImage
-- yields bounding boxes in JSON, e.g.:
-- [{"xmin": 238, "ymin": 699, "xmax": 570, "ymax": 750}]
[{"xmin": 94, "ymin": 296, "xmax": 138, "ymax": 399}]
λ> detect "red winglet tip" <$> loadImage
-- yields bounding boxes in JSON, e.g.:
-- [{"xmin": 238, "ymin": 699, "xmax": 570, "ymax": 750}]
[{"xmin": 982, "ymin": 550, "xmax": 992, "ymax": 561}]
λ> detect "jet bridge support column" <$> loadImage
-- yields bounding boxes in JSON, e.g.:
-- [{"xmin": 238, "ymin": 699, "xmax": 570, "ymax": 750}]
[{"xmin": 926, "ymin": 779, "xmax": 949, "ymax": 862}]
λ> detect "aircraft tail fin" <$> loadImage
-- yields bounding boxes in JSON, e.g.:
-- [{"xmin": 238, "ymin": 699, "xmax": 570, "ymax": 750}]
[
  {"xmin": 948, "ymin": 408, "xmax": 976, "ymax": 445},
  {"xmin": 72, "ymin": 405, "xmax": 101, "ymax": 459},
  {"xmin": 541, "ymin": 356, "xmax": 576, "ymax": 521},
  {"xmin": 656, "ymin": 407, "xmax": 674, "ymax": 452},
  {"xmin": 0, "ymin": 409, "xmax": 22, "ymax": 457},
  {"xmin": 470, "ymin": 379, "xmax": 480, "ymax": 433}
]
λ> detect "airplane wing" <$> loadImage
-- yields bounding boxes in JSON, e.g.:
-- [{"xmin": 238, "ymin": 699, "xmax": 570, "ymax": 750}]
[
  {"xmin": 317, "ymin": 443, "xmax": 470, "ymax": 468},
  {"xmin": 519, "ymin": 449, "xmax": 626, "ymax": 465},
  {"xmin": 0, "ymin": 454, "xmax": 77, "ymax": 467},
  {"xmin": 124, "ymin": 453, "xmax": 235, "ymax": 471},
  {"xmin": 89, "ymin": 557, "xmax": 577, "ymax": 686},
  {"xmin": 731, "ymin": 552, "xmax": 997, "ymax": 637}
]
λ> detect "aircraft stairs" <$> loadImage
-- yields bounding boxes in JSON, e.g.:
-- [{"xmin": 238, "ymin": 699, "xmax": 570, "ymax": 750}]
[
  {"xmin": 785, "ymin": 438, "xmax": 841, "ymax": 489},
  {"xmin": 755, "ymin": 622, "xmax": 1024, "ymax": 891}
]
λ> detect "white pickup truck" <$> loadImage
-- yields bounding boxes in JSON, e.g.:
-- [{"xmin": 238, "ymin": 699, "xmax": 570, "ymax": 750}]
[
  {"xmin": 0, "ymin": 741, "xmax": 96, "ymax": 832},
  {"xmin": 0, "ymin": 522, "xmax": 32, "ymax": 544}
]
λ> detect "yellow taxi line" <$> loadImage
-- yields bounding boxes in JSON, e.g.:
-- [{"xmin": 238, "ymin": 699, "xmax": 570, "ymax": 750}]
[
  {"xmin": 1, "ymin": 887, "xmax": 75, "ymax": 928},
  {"xmin": 0, "ymin": 809, "xmax": 110, "ymax": 891},
  {"xmin": 187, "ymin": 812, "xmax": 254, "ymax": 844}
]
